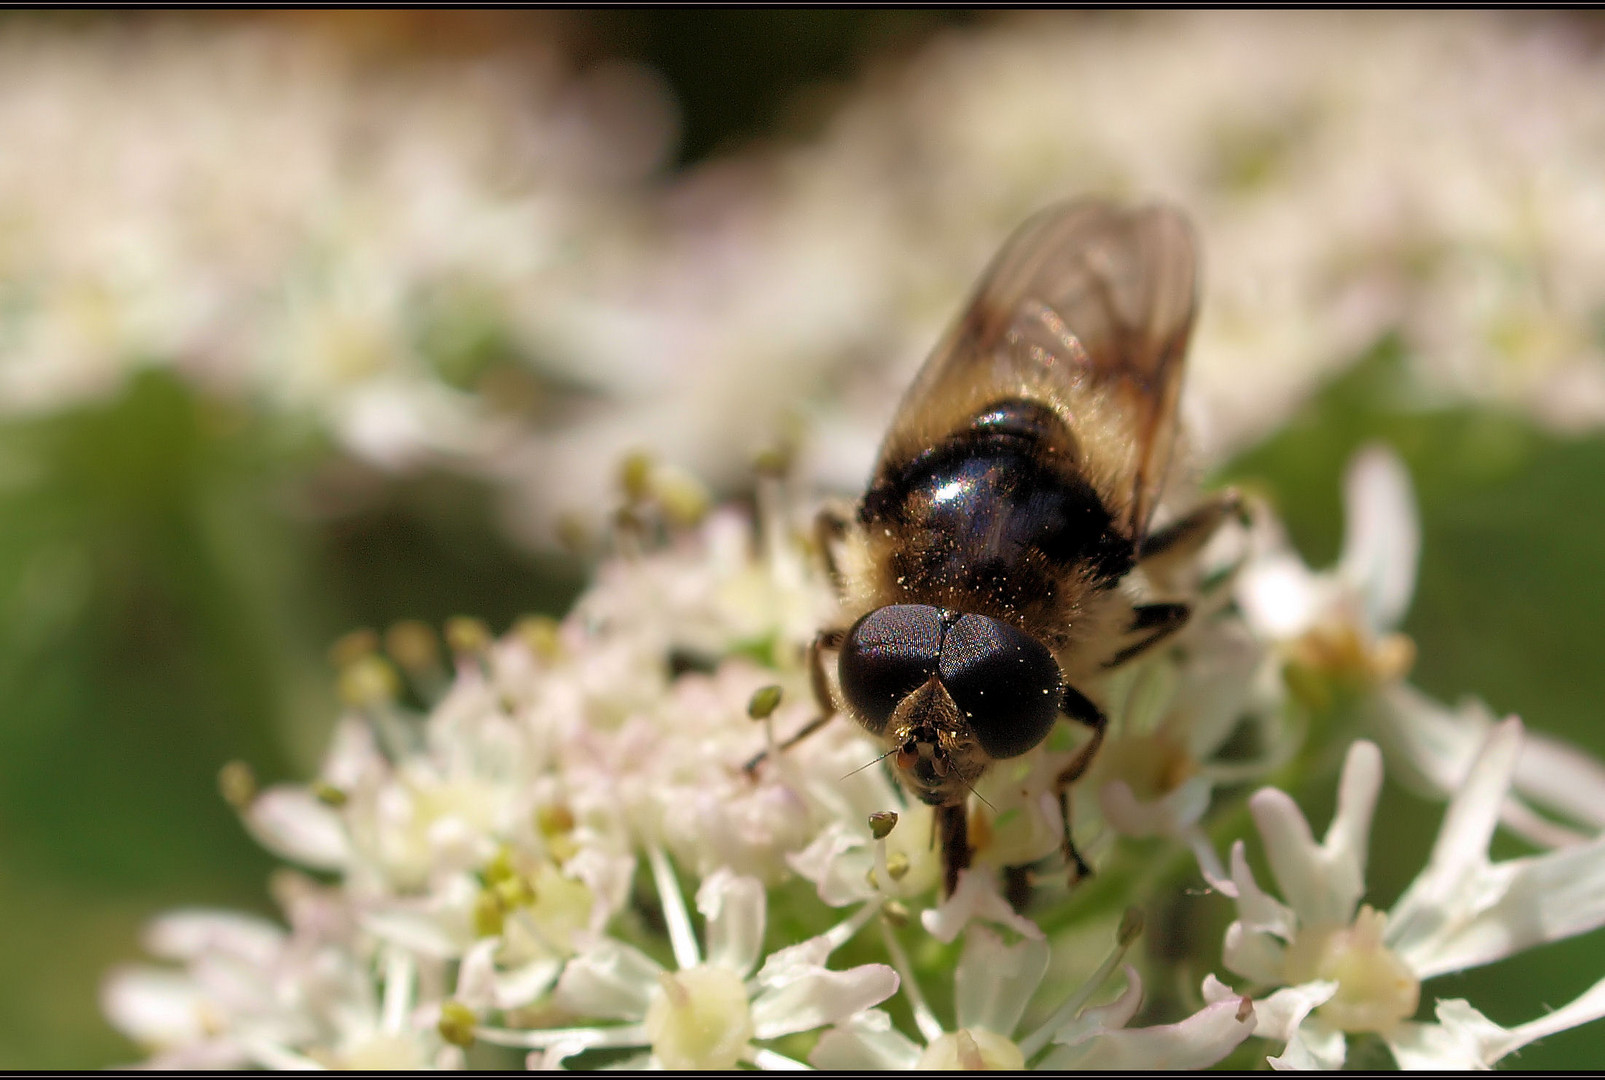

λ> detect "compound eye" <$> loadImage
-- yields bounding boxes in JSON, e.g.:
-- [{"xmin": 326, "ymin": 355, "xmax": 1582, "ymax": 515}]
[
  {"xmin": 838, "ymin": 605, "xmax": 944, "ymax": 734},
  {"xmin": 938, "ymin": 614, "xmax": 1063, "ymax": 759}
]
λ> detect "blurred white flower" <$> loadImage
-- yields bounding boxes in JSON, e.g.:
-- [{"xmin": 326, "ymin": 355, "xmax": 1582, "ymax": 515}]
[
  {"xmin": 1211, "ymin": 724, "xmax": 1605, "ymax": 1068},
  {"xmin": 102, "ymin": 880, "xmax": 461, "ymax": 1070},
  {"xmin": 0, "ymin": 19, "xmax": 673, "ymax": 472},
  {"xmin": 506, "ymin": 12, "xmax": 1605, "ymax": 543}
]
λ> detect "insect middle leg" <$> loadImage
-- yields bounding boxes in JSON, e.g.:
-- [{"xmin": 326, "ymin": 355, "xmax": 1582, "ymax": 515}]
[
  {"xmin": 1137, "ymin": 489, "xmax": 1245, "ymax": 581},
  {"xmin": 742, "ymin": 626, "xmax": 845, "ymax": 777}
]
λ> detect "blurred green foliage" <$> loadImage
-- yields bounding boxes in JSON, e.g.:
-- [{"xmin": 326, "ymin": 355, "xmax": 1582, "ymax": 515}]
[
  {"xmin": 0, "ymin": 374, "xmax": 314, "ymax": 1067},
  {"xmin": 0, "ymin": 373, "xmax": 582, "ymax": 1067}
]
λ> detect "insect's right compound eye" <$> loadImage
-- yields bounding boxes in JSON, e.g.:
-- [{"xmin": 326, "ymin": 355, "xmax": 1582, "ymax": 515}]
[{"xmin": 837, "ymin": 605, "xmax": 944, "ymax": 734}]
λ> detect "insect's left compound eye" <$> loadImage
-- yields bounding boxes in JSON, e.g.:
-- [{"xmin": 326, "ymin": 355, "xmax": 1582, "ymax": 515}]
[
  {"xmin": 938, "ymin": 614, "xmax": 1063, "ymax": 759},
  {"xmin": 838, "ymin": 605, "xmax": 945, "ymax": 734}
]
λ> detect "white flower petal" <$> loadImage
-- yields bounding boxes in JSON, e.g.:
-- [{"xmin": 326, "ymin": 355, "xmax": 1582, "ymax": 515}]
[
  {"xmin": 1098, "ymin": 775, "xmax": 1212, "ymax": 838},
  {"xmin": 1249, "ymin": 740, "xmax": 1380, "ymax": 928},
  {"xmin": 138, "ymin": 1040, "xmax": 253, "ymax": 1071},
  {"xmin": 1387, "ymin": 718, "xmax": 1522, "ymax": 962},
  {"xmin": 143, "ymin": 910, "xmax": 284, "ymax": 965},
  {"xmin": 787, "ymin": 823, "xmax": 876, "ymax": 907},
  {"xmin": 1201, "ymin": 973, "xmax": 1238, "ymax": 1006},
  {"xmin": 101, "ymin": 967, "xmax": 212, "ymax": 1047},
  {"xmin": 1041, "ymin": 997, "xmax": 1256, "ymax": 1071},
  {"xmin": 1498, "ymin": 797, "xmax": 1592, "ymax": 851},
  {"xmin": 360, "ymin": 908, "xmax": 464, "ymax": 959},
  {"xmin": 1269, "ymin": 1017, "xmax": 1347, "ymax": 1070},
  {"xmin": 1393, "ymin": 835, "xmax": 1605, "ymax": 978},
  {"xmin": 1321, "ymin": 740, "xmax": 1383, "ymax": 903},
  {"xmin": 244, "ymin": 786, "xmax": 351, "ymax": 871},
  {"xmin": 1373, "ymin": 684, "xmax": 1605, "ymax": 846},
  {"xmin": 554, "ymin": 937, "xmax": 662, "ymax": 1022},
  {"xmin": 752, "ymin": 934, "xmax": 832, "ymax": 987},
  {"xmin": 696, "ymin": 868, "xmax": 766, "ymax": 979},
  {"xmin": 1223, "ymin": 921, "xmax": 1288, "ymax": 985},
  {"xmin": 1252, "ymin": 981, "xmax": 1339, "ymax": 1045},
  {"xmin": 1387, "ymin": 982, "xmax": 1605, "ymax": 1074},
  {"xmin": 809, "ymin": 1010, "xmax": 923, "ymax": 1071},
  {"xmin": 564, "ymin": 849, "xmax": 638, "ymax": 933},
  {"xmin": 1383, "ymin": 1017, "xmax": 1482, "ymax": 1071},
  {"xmin": 1367, "ymin": 682, "xmax": 1482, "ymax": 799},
  {"xmin": 321, "ymin": 715, "xmax": 385, "ymax": 791},
  {"xmin": 748, "ymin": 1047, "xmax": 811, "ymax": 1070},
  {"xmin": 953, "ymin": 924, "xmax": 1049, "ymax": 1036},
  {"xmin": 1051, "ymin": 963, "xmax": 1144, "ymax": 1046},
  {"xmin": 1337, "ymin": 444, "xmax": 1419, "ymax": 633},
  {"xmin": 1238, "ymin": 553, "xmax": 1325, "ymax": 639},
  {"xmin": 1513, "ymin": 727, "xmax": 1605, "ymax": 833},
  {"xmin": 748, "ymin": 963, "xmax": 900, "ymax": 1040},
  {"xmin": 455, "ymin": 939, "xmax": 500, "ymax": 1010},
  {"xmin": 527, "ymin": 1038, "xmax": 602, "ymax": 1071},
  {"xmin": 1222, "ymin": 840, "xmax": 1297, "ymax": 939},
  {"xmin": 494, "ymin": 957, "xmax": 564, "ymax": 1011},
  {"xmin": 1503, "ymin": 973, "xmax": 1605, "ymax": 1052},
  {"xmin": 920, "ymin": 869, "xmax": 1044, "ymax": 944}
]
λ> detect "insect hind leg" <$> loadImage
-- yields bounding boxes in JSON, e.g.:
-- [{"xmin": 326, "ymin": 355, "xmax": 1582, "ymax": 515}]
[
  {"xmin": 1102, "ymin": 601, "xmax": 1191, "ymax": 670},
  {"xmin": 1055, "ymin": 684, "xmax": 1108, "ymax": 885},
  {"xmin": 813, "ymin": 505, "xmax": 851, "ymax": 594}
]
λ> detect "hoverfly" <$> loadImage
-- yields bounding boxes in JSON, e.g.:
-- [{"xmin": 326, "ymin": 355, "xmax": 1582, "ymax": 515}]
[{"xmin": 758, "ymin": 200, "xmax": 1239, "ymax": 897}]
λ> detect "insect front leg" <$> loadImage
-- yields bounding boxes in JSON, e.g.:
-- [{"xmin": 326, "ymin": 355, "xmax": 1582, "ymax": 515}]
[
  {"xmin": 937, "ymin": 802, "xmax": 971, "ymax": 897},
  {"xmin": 1054, "ymin": 684, "xmax": 1108, "ymax": 884},
  {"xmin": 741, "ymin": 626, "xmax": 845, "ymax": 778}
]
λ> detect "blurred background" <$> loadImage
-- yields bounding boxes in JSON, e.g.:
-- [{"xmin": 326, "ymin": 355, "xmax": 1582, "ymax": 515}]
[{"xmin": 2, "ymin": 10, "xmax": 1604, "ymax": 1068}]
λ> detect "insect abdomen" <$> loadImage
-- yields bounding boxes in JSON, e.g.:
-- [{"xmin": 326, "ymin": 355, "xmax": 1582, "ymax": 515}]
[{"xmin": 860, "ymin": 398, "xmax": 1134, "ymax": 617}]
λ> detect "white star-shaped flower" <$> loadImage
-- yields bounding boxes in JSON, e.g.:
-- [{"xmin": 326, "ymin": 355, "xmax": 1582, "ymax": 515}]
[
  {"xmin": 1211, "ymin": 720, "xmax": 1605, "ymax": 1068},
  {"xmin": 1238, "ymin": 443, "xmax": 1605, "ymax": 848},
  {"xmin": 813, "ymin": 920, "xmax": 1257, "ymax": 1070},
  {"xmin": 474, "ymin": 849, "xmax": 898, "ymax": 1069}
]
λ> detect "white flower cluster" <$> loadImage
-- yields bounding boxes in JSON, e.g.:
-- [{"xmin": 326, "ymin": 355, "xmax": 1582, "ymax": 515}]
[
  {"xmin": 0, "ymin": 19, "xmax": 673, "ymax": 469},
  {"xmin": 511, "ymin": 11, "xmax": 1605, "ymax": 542},
  {"xmin": 104, "ymin": 451, "xmax": 1605, "ymax": 1069}
]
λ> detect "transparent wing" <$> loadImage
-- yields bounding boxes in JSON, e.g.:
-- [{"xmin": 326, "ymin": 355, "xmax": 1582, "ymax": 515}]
[{"xmin": 879, "ymin": 199, "xmax": 1197, "ymax": 541}]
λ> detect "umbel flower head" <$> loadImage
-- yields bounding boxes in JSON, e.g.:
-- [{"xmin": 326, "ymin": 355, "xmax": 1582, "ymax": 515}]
[{"xmin": 102, "ymin": 450, "xmax": 1605, "ymax": 1070}]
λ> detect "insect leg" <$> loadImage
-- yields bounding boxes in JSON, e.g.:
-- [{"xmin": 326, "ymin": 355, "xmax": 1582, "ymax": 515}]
[
  {"xmin": 1101, "ymin": 602, "xmax": 1191, "ymax": 670},
  {"xmin": 1002, "ymin": 864, "xmax": 1036, "ymax": 914},
  {"xmin": 813, "ymin": 505, "xmax": 850, "ymax": 593},
  {"xmin": 742, "ymin": 626, "xmax": 846, "ymax": 777},
  {"xmin": 1055, "ymin": 684, "xmax": 1108, "ymax": 884},
  {"xmin": 1137, "ymin": 489, "xmax": 1245, "ymax": 578},
  {"xmin": 937, "ymin": 802, "xmax": 971, "ymax": 897}
]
